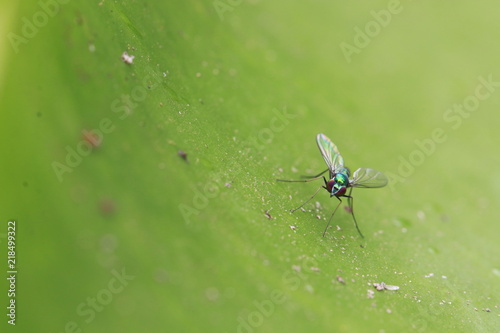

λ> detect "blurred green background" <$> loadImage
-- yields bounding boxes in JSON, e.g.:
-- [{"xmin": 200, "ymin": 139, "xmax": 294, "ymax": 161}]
[{"xmin": 1, "ymin": 0, "xmax": 499, "ymax": 332}]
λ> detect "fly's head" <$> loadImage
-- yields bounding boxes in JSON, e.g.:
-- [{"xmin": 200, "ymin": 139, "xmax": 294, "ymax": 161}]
[{"xmin": 327, "ymin": 172, "xmax": 349, "ymax": 197}]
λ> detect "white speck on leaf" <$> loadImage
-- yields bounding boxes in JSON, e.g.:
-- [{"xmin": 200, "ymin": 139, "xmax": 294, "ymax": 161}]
[
  {"xmin": 121, "ymin": 51, "xmax": 135, "ymax": 64},
  {"xmin": 373, "ymin": 282, "xmax": 399, "ymax": 291}
]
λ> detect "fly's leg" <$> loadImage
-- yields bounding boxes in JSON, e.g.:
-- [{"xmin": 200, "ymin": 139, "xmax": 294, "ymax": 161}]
[
  {"xmin": 345, "ymin": 191, "xmax": 364, "ymax": 238},
  {"xmin": 322, "ymin": 197, "xmax": 343, "ymax": 237},
  {"xmin": 290, "ymin": 186, "xmax": 323, "ymax": 213},
  {"xmin": 276, "ymin": 175, "xmax": 324, "ymax": 183},
  {"xmin": 299, "ymin": 168, "xmax": 329, "ymax": 179},
  {"xmin": 278, "ymin": 175, "xmax": 329, "ymax": 213}
]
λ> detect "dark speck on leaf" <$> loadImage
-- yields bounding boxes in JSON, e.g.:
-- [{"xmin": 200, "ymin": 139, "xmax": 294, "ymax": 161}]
[
  {"xmin": 99, "ymin": 198, "xmax": 116, "ymax": 216},
  {"xmin": 178, "ymin": 150, "xmax": 188, "ymax": 162}
]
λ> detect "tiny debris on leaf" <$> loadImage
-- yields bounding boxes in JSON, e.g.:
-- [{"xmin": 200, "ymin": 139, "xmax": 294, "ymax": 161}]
[
  {"xmin": 177, "ymin": 150, "xmax": 188, "ymax": 162},
  {"xmin": 264, "ymin": 210, "xmax": 273, "ymax": 219},
  {"xmin": 367, "ymin": 289, "xmax": 375, "ymax": 299},
  {"xmin": 289, "ymin": 225, "xmax": 297, "ymax": 231},
  {"xmin": 121, "ymin": 51, "xmax": 135, "ymax": 64},
  {"xmin": 336, "ymin": 275, "xmax": 346, "ymax": 285},
  {"xmin": 384, "ymin": 284, "xmax": 400, "ymax": 291},
  {"xmin": 82, "ymin": 129, "xmax": 102, "ymax": 148},
  {"xmin": 373, "ymin": 282, "xmax": 399, "ymax": 291},
  {"xmin": 99, "ymin": 198, "xmax": 116, "ymax": 216}
]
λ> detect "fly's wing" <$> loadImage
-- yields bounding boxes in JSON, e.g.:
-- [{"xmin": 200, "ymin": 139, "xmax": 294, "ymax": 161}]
[
  {"xmin": 350, "ymin": 168, "xmax": 388, "ymax": 188},
  {"xmin": 316, "ymin": 133, "xmax": 344, "ymax": 174}
]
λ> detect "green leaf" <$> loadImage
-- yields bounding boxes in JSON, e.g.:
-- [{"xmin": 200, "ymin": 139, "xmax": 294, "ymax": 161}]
[{"xmin": 1, "ymin": 1, "xmax": 499, "ymax": 332}]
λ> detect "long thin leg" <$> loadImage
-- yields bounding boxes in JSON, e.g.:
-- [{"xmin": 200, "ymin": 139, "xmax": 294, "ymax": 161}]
[
  {"xmin": 346, "ymin": 193, "xmax": 364, "ymax": 238},
  {"xmin": 290, "ymin": 186, "xmax": 323, "ymax": 213},
  {"xmin": 276, "ymin": 175, "xmax": 324, "ymax": 183},
  {"xmin": 300, "ymin": 168, "xmax": 329, "ymax": 179},
  {"xmin": 322, "ymin": 197, "xmax": 343, "ymax": 237}
]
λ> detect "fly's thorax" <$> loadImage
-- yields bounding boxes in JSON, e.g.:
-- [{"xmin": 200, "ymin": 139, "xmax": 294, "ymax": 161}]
[{"xmin": 334, "ymin": 172, "xmax": 349, "ymax": 186}]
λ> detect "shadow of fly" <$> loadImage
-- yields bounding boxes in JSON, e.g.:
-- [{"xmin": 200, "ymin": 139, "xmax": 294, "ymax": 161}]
[{"xmin": 277, "ymin": 133, "xmax": 388, "ymax": 238}]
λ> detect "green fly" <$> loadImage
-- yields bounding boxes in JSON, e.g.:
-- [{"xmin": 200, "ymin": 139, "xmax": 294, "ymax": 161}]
[{"xmin": 277, "ymin": 133, "xmax": 388, "ymax": 238}]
